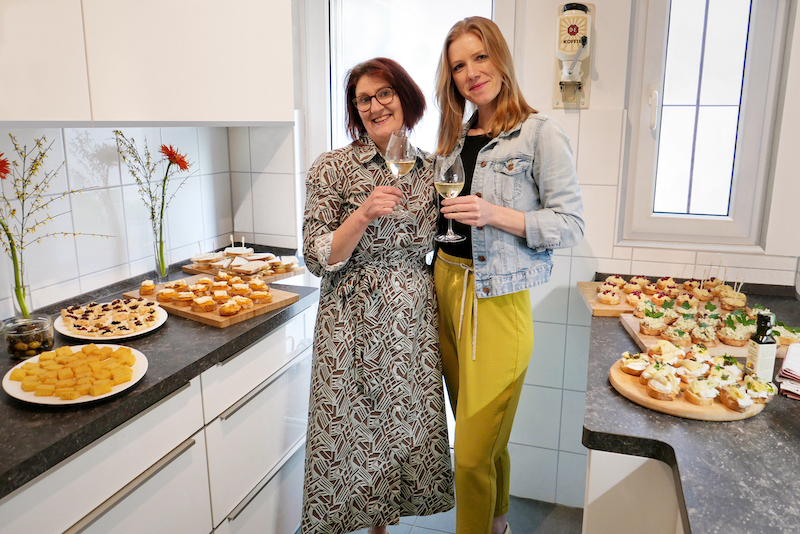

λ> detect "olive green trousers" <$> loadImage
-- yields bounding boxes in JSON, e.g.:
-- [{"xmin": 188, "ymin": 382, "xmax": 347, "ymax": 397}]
[{"xmin": 434, "ymin": 250, "xmax": 534, "ymax": 534}]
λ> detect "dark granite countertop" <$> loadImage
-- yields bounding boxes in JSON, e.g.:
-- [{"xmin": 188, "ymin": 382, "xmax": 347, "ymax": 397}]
[
  {"xmin": 0, "ymin": 273, "xmax": 318, "ymax": 501},
  {"xmin": 583, "ymin": 292, "xmax": 800, "ymax": 534}
]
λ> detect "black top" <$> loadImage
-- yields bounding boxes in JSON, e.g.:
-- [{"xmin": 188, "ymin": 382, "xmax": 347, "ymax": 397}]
[{"xmin": 438, "ymin": 134, "xmax": 492, "ymax": 259}]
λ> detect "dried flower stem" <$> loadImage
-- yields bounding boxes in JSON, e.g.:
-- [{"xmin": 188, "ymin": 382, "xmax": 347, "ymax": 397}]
[
  {"xmin": 113, "ymin": 131, "xmax": 193, "ymax": 278},
  {"xmin": 0, "ymin": 135, "xmax": 111, "ymax": 317}
]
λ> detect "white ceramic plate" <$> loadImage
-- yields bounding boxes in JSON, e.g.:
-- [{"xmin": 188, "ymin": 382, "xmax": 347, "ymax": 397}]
[
  {"xmin": 2, "ymin": 345, "xmax": 148, "ymax": 405},
  {"xmin": 54, "ymin": 307, "xmax": 168, "ymax": 341}
]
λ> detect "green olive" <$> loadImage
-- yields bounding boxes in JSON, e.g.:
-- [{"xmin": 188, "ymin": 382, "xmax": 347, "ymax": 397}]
[
  {"xmin": 24, "ymin": 349, "xmax": 37, "ymax": 357},
  {"xmin": 13, "ymin": 342, "xmax": 28, "ymax": 352},
  {"xmin": 28, "ymin": 341, "xmax": 41, "ymax": 350}
]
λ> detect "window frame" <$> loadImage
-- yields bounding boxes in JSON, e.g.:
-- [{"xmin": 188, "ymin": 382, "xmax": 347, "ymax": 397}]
[{"xmin": 620, "ymin": 0, "xmax": 790, "ymax": 250}]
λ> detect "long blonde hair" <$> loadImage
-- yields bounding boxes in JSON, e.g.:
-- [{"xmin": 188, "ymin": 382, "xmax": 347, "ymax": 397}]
[{"xmin": 435, "ymin": 16, "xmax": 535, "ymax": 155}]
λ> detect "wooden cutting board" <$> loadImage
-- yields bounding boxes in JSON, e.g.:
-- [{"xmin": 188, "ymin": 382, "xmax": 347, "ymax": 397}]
[
  {"xmin": 182, "ymin": 263, "xmax": 305, "ymax": 283},
  {"xmin": 123, "ymin": 274, "xmax": 299, "ymax": 328},
  {"xmin": 578, "ymin": 281, "xmax": 635, "ymax": 316},
  {"xmin": 619, "ymin": 313, "xmax": 789, "ymax": 359},
  {"xmin": 608, "ymin": 360, "xmax": 765, "ymax": 421}
]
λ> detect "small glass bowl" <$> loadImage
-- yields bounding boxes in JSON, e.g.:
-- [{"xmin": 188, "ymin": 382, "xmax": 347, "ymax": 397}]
[{"xmin": 4, "ymin": 315, "xmax": 55, "ymax": 360}]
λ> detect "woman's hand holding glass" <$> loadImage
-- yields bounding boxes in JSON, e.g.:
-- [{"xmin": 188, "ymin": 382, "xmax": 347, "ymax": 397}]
[
  {"xmin": 384, "ymin": 128, "xmax": 417, "ymax": 219},
  {"xmin": 358, "ymin": 185, "xmax": 404, "ymax": 222},
  {"xmin": 435, "ymin": 156, "xmax": 467, "ymax": 243},
  {"xmin": 440, "ymin": 193, "xmax": 497, "ymax": 228}
]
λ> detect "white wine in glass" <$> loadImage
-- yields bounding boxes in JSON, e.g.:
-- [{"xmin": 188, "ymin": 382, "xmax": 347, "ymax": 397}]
[
  {"xmin": 434, "ymin": 156, "xmax": 466, "ymax": 243},
  {"xmin": 387, "ymin": 159, "xmax": 415, "ymax": 176},
  {"xmin": 434, "ymin": 181, "xmax": 464, "ymax": 199},
  {"xmin": 384, "ymin": 129, "xmax": 416, "ymax": 219}
]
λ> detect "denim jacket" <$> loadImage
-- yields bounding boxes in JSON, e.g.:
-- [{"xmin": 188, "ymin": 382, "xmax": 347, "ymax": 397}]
[{"xmin": 448, "ymin": 113, "xmax": 584, "ymax": 298}]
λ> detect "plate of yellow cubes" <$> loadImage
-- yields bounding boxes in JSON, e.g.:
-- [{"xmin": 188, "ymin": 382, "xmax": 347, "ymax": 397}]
[{"xmin": 2, "ymin": 344, "xmax": 147, "ymax": 405}]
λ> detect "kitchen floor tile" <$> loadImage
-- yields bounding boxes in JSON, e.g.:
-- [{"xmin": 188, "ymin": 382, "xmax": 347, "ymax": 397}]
[{"xmin": 507, "ymin": 495, "xmax": 583, "ymax": 533}]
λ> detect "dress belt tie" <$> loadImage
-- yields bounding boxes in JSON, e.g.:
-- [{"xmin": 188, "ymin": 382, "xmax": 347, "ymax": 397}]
[
  {"xmin": 335, "ymin": 266, "xmax": 380, "ymax": 397},
  {"xmin": 438, "ymin": 254, "xmax": 479, "ymax": 361}
]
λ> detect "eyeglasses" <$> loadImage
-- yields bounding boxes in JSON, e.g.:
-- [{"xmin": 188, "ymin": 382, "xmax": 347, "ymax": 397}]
[{"xmin": 352, "ymin": 86, "xmax": 395, "ymax": 112}]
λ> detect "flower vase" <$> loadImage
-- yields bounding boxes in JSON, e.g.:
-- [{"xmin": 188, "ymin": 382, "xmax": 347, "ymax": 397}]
[
  {"xmin": 153, "ymin": 229, "xmax": 171, "ymax": 284},
  {"xmin": 11, "ymin": 283, "xmax": 32, "ymax": 319}
]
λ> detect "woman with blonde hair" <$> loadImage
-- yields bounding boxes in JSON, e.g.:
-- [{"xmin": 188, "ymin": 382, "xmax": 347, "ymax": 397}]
[{"xmin": 433, "ymin": 16, "xmax": 584, "ymax": 534}]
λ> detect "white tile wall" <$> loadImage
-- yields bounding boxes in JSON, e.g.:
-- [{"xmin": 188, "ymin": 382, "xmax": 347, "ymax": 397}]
[
  {"xmin": 527, "ymin": 322, "xmax": 567, "ymax": 388},
  {"xmin": 64, "ymin": 128, "xmax": 121, "ymax": 189},
  {"xmin": 508, "ymin": 444, "xmax": 558, "ymax": 502},
  {"xmin": 230, "ymin": 171, "xmax": 255, "ymax": 235},
  {"xmin": 530, "ymin": 255, "xmax": 572, "ymax": 324},
  {"xmin": 556, "ymin": 452, "xmax": 588, "ymax": 507},
  {"xmin": 249, "ymin": 125, "xmax": 295, "ymax": 174},
  {"xmin": 252, "ymin": 173, "xmax": 297, "ymax": 236},
  {"xmin": 200, "ymin": 173, "xmax": 234, "ymax": 248},
  {"xmin": 563, "ymin": 326, "xmax": 591, "ymax": 392},
  {"xmin": 226, "ymin": 125, "xmax": 301, "ymax": 250},
  {"xmin": 559, "ymin": 390, "xmax": 587, "ymax": 454},
  {"xmin": 572, "ymin": 184, "xmax": 618, "ymax": 259},
  {"xmin": 576, "ymin": 109, "xmax": 624, "ymax": 187},
  {"xmin": 0, "ymin": 127, "xmax": 236, "ymax": 317},
  {"xmin": 228, "ymin": 128, "xmax": 251, "ymax": 172},
  {"xmin": 71, "ymin": 187, "xmax": 129, "ymax": 276},
  {"xmin": 510, "ymin": 385, "xmax": 562, "ymax": 449}
]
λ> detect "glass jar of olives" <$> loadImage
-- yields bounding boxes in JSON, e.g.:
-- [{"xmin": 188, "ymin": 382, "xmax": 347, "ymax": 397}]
[{"xmin": 4, "ymin": 315, "xmax": 54, "ymax": 360}]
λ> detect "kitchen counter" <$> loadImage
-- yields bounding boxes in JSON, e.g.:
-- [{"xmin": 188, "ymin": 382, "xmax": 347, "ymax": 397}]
[
  {"xmin": 583, "ymin": 292, "xmax": 800, "ymax": 533},
  {"xmin": 0, "ymin": 276, "xmax": 319, "ymax": 501}
]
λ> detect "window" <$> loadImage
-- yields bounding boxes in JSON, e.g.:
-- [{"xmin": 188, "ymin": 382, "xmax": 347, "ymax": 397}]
[
  {"xmin": 622, "ymin": 0, "xmax": 789, "ymax": 247},
  {"xmin": 329, "ymin": 0, "xmax": 493, "ymax": 153}
]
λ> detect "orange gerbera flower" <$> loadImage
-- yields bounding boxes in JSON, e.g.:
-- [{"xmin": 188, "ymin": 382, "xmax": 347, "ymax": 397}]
[
  {"xmin": 159, "ymin": 144, "xmax": 191, "ymax": 172},
  {"xmin": 0, "ymin": 153, "xmax": 10, "ymax": 180}
]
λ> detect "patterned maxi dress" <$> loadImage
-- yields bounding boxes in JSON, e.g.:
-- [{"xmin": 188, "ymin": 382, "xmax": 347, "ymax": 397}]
[{"xmin": 301, "ymin": 136, "xmax": 454, "ymax": 534}]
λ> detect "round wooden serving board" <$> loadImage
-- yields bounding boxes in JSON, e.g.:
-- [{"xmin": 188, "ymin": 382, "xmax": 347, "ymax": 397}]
[{"xmin": 608, "ymin": 360, "xmax": 765, "ymax": 421}]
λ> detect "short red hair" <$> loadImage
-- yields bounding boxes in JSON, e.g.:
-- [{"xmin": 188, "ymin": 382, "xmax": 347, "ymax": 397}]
[{"xmin": 344, "ymin": 57, "xmax": 426, "ymax": 141}]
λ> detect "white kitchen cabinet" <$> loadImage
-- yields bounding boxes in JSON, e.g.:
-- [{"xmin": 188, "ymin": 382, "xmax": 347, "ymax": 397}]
[
  {"xmin": 81, "ymin": 0, "xmax": 294, "ymax": 125},
  {"xmin": 74, "ymin": 429, "xmax": 213, "ymax": 534},
  {"xmin": 205, "ymin": 349, "xmax": 311, "ymax": 526},
  {"xmin": 200, "ymin": 306, "xmax": 314, "ymax": 422},
  {"xmin": 583, "ymin": 449, "xmax": 683, "ymax": 534},
  {"xmin": 0, "ymin": 0, "xmax": 92, "ymax": 124},
  {"xmin": 0, "ymin": 377, "xmax": 206, "ymax": 534},
  {"xmin": 1, "ymin": 0, "xmax": 293, "ymax": 125},
  {"xmin": 214, "ymin": 443, "xmax": 306, "ymax": 534}
]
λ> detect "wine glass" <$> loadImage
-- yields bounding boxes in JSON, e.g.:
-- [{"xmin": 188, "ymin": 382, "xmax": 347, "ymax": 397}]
[
  {"xmin": 434, "ymin": 156, "xmax": 466, "ymax": 243},
  {"xmin": 384, "ymin": 128, "xmax": 416, "ymax": 219}
]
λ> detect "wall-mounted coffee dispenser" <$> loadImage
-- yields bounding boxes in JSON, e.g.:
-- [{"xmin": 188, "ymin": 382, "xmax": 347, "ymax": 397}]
[{"xmin": 553, "ymin": 3, "xmax": 594, "ymax": 109}]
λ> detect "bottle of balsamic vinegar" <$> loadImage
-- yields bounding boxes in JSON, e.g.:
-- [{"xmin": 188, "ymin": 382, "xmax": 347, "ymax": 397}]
[{"xmin": 746, "ymin": 312, "xmax": 777, "ymax": 379}]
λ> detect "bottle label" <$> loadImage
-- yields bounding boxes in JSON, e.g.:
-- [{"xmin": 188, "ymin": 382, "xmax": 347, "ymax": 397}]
[{"xmin": 746, "ymin": 340, "xmax": 778, "ymax": 379}]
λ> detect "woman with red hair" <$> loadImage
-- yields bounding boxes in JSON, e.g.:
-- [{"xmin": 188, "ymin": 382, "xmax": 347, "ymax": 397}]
[{"xmin": 301, "ymin": 57, "xmax": 454, "ymax": 534}]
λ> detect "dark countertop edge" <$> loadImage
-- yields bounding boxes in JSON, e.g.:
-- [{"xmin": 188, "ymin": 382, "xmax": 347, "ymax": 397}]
[{"xmin": 0, "ymin": 284, "xmax": 317, "ymax": 502}]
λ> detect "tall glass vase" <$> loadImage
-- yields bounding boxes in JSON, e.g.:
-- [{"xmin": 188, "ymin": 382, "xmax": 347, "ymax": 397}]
[
  {"xmin": 152, "ymin": 221, "xmax": 171, "ymax": 284},
  {"xmin": 11, "ymin": 283, "xmax": 32, "ymax": 318}
]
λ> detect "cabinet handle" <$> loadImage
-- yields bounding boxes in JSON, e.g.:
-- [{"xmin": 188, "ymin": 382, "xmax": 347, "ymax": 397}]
[
  {"xmin": 227, "ymin": 435, "xmax": 306, "ymax": 522},
  {"xmin": 219, "ymin": 347, "xmax": 311, "ymax": 421},
  {"xmin": 64, "ymin": 437, "xmax": 197, "ymax": 534}
]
